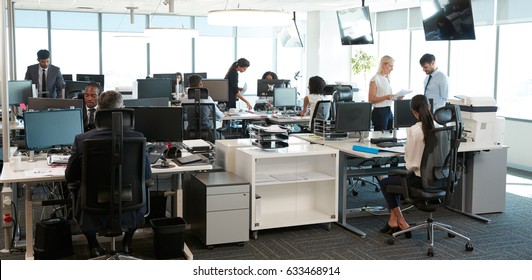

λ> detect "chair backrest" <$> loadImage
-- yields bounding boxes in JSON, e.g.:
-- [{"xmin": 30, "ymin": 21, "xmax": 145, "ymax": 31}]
[
  {"xmin": 311, "ymin": 100, "xmax": 330, "ymax": 132},
  {"xmin": 181, "ymin": 102, "xmax": 216, "ymax": 143},
  {"xmin": 413, "ymin": 105, "xmax": 463, "ymax": 209},
  {"xmin": 80, "ymin": 111, "xmax": 147, "ymax": 235}
]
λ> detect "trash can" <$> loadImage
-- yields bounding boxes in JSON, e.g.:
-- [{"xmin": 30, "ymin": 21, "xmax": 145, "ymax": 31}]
[{"xmin": 150, "ymin": 217, "xmax": 186, "ymax": 259}]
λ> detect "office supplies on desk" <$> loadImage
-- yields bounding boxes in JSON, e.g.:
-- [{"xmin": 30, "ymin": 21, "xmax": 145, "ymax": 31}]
[
  {"xmin": 175, "ymin": 154, "xmax": 203, "ymax": 165},
  {"xmin": 183, "ymin": 139, "xmax": 212, "ymax": 153},
  {"xmin": 352, "ymin": 145, "xmax": 379, "ymax": 154},
  {"xmin": 376, "ymin": 142, "xmax": 404, "ymax": 148},
  {"xmin": 47, "ymin": 154, "xmax": 70, "ymax": 165}
]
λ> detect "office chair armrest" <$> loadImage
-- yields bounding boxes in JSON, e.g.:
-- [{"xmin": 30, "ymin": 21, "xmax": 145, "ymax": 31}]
[{"xmin": 388, "ymin": 168, "xmax": 413, "ymax": 202}]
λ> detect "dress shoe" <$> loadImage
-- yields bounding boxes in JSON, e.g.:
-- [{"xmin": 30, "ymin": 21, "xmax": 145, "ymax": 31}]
[
  {"xmin": 90, "ymin": 246, "xmax": 107, "ymax": 258},
  {"xmin": 380, "ymin": 223, "xmax": 400, "ymax": 234}
]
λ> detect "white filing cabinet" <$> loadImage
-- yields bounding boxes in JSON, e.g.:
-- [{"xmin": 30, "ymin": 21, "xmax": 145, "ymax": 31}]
[
  {"xmin": 185, "ymin": 172, "xmax": 250, "ymax": 247},
  {"xmin": 234, "ymin": 145, "xmax": 339, "ymax": 238}
]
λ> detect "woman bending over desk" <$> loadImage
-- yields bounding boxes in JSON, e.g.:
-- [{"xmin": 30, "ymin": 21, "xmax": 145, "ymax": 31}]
[{"xmin": 379, "ymin": 94, "xmax": 434, "ymax": 237}]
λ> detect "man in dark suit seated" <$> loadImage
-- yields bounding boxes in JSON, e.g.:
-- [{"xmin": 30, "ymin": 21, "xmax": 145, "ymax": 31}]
[
  {"xmin": 24, "ymin": 49, "xmax": 64, "ymax": 98},
  {"xmin": 82, "ymin": 82, "xmax": 102, "ymax": 132},
  {"xmin": 65, "ymin": 90, "xmax": 152, "ymax": 258}
]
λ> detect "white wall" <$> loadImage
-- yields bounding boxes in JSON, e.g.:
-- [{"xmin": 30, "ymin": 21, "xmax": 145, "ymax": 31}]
[{"xmin": 504, "ymin": 119, "xmax": 532, "ymax": 172}]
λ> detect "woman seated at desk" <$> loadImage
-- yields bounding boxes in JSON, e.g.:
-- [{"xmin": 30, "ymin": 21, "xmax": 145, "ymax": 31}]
[{"xmin": 379, "ymin": 94, "xmax": 435, "ymax": 237}]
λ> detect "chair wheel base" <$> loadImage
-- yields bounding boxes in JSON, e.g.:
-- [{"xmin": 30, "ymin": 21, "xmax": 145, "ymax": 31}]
[
  {"xmin": 465, "ymin": 242, "xmax": 474, "ymax": 251},
  {"xmin": 427, "ymin": 247, "xmax": 434, "ymax": 257},
  {"xmin": 387, "ymin": 238, "xmax": 395, "ymax": 245}
]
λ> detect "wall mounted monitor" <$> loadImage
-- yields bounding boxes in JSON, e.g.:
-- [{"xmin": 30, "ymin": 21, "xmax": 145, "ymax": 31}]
[
  {"xmin": 65, "ymin": 81, "xmax": 90, "ymax": 99},
  {"xmin": 24, "ymin": 108, "xmax": 83, "ymax": 151},
  {"xmin": 27, "ymin": 97, "xmax": 83, "ymax": 111},
  {"xmin": 123, "ymin": 97, "xmax": 170, "ymax": 107},
  {"xmin": 273, "ymin": 87, "xmax": 298, "ymax": 109},
  {"xmin": 131, "ymin": 106, "xmax": 183, "ymax": 143},
  {"xmin": 201, "ymin": 79, "xmax": 229, "ymax": 102},
  {"xmin": 76, "ymin": 74, "xmax": 104, "ymax": 89},
  {"xmin": 136, "ymin": 78, "xmax": 173, "ymax": 100},
  {"xmin": 337, "ymin": 6, "xmax": 374, "ymax": 45},
  {"xmin": 335, "ymin": 102, "xmax": 372, "ymax": 133},
  {"xmin": 420, "ymin": 0, "xmax": 475, "ymax": 41},
  {"xmin": 394, "ymin": 99, "xmax": 418, "ymax": 128},
  {"xmin": 7, "ymin": 80, "xmax": 33, "ymax": 105},
  {"xmin": 278, "ymin": 17, "xmax": 303, "ymax": 47},
  {"xmin": 183, "ymin": 72, "xmax": 207, "ymax": 88},
  {"xmin": 257, "ymin": 79, "xmax": 290, "ymax": 97}
]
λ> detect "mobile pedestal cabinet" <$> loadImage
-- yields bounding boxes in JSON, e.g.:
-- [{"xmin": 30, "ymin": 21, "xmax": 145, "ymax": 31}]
[{"xmin": 234, "ymin": 145, "xmax": 339, "ymax": 239}]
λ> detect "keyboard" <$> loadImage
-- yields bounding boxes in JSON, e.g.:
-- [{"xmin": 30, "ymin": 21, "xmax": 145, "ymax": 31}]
[
  {"xmin": 376, "ymin": 141, "xmax": 404, "ymax": 148},
  {"xmin": 175, "ymin": 154, "xmax": 203, "ymax": 165},
  {"xmin": 370, "ymin": 137, "xmax": 397, "ymax": 144}
]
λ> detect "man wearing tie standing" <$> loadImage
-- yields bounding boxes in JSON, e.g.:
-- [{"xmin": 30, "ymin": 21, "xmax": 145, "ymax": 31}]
[
  {"xmin": 419, "ymin": 53, "xmax": 449, "ymax": 111},
  {"xmin": 25, "ymin": 49, "xmax": 64, "ymax": 98}
]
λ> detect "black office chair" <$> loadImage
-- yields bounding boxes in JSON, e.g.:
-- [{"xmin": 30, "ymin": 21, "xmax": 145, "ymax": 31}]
[
  {"xmin": 79, "ymin": 109, "xmax": 148, "ymax": 260},
  {"xmin": 310, "ymin": 100, "xmax": 330, "ymax": 133},
  {"xmin": 385, "ymin": 105, "xmax": 473, "ymax": 257},
  {"xmin": 182, "ymin": 103, "xmax": 217, "ymax": 143}
]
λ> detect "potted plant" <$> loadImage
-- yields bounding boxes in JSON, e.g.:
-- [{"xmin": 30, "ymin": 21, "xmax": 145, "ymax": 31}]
[{"xmin": 350, "ymin": 49, "xmax": 375, "ymax": 91}]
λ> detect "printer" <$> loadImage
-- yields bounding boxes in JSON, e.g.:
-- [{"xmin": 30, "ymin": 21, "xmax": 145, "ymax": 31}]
[{"xmin": 447, "ymin": 96, "xmax": 504, "ymax": 145}]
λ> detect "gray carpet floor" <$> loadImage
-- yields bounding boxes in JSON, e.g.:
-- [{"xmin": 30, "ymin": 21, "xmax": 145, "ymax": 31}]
[{"xmin": 1, "ymin": 171, "xmax": 531, "ymax": 260}]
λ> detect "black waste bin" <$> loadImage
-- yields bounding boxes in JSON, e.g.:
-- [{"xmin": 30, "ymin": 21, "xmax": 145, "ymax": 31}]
[{"xmin": 150, "ymin": 217, "xmax": 186, "ymax": 259}]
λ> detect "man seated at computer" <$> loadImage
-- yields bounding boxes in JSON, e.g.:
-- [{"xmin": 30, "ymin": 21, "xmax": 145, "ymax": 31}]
[
  {"xmin": 65, "ymin": 90, "xmax": 152, "ymax": 258},
  {"xmin": 180, "ymin": 74, "xmax": 224, "ymax": 140},
  {"xmin": 83, "ymin": 82, "xmax": 102, "ymax": 132}
]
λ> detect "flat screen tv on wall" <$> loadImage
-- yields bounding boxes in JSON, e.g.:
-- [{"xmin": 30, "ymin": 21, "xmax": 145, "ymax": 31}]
[
  {"xmin": 337, "ymin": 6, "xmax": 374, "ymax": 45},
  {"xmin": 420, "ymin": 0, "xmax": 476, "ymax": 41}
]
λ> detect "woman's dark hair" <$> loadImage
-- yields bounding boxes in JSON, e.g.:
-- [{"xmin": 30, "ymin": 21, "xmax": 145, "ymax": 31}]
[
  {"xmin": 225, "ymin": 58, "xmax": 250, "ymax": 77},
  {"xmin": 308, "ymin": 76, "xmax": 326, "ymax": 94},
  {"xmin": 262, "ymin": 71, "xmax": 278, "ymax": 80},
  {"xmin": 410, "ymin": 94, "xmax": 434, "ymax": 142}
]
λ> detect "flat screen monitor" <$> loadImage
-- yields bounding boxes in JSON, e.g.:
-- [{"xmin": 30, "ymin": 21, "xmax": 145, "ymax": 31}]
[
  {"xmin": 62, "ymin": 74, "xmax": 73, "ymax": 81},
  {"xmin": 257, "ymin": 79, "xmax": 289, "ymax": 97},
  {"xmin": 201, "ymin": 79, "xmax": 229, "ymax": 102},
  {"xmin": 337, "ymin": 6, "xmax": 374, "ymax": 45},
  {"xmin": 273, "ymin": 88, "xmax": 298, "ymax": 109},
  {"xmin": 394, "ymin": 99, "xmax": 418, "ymax": 128},
  {"xmin": 335, "ymin": 102, "xmax": 372, "ymax": 133},
  {"xmin": 183, "ymin": 72, "xmax": 207, "ymax": 88},
  {"xmin": 136, "ymin": 78, "xmax": 173, "ymax": 100},
  {"xmin": 124, "ymin": 98, "xmax": 170, "ymax": 107},
  {"xmin": 76, "ymin": 74, "xmax": 104, "ymax": 89},
  {"xmin": 278, "ymin": 19, "xmax": 303, "ymax": 47},
  {"xmin": 7, "ymin": 80, "xmax": 33, "ymax": 105},
  {"xmin": 27, "ymin": 97, "xmax": 83, "ymax": 111},
  {"xmin": 65, "ymin": 81, "xmax": 89, "ymax": 99},
  {"xmin": 24, "ymin": 108, "xmax": 84, "ymax": 151},
  {"xmin": 153, "ymin": 73, "xmax": 178, "ymax": 92},
  {"xmin": 131, "ymin": 107, "xmax": 183, "ymax": 143},
  {"xmin": 420, "ymin": 0, "xmax": 475, "ymax": 41}
]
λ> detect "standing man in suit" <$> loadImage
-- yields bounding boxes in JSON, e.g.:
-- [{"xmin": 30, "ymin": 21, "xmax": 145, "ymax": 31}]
[
  {"xmin": 25, "ymin": 49, "xmax": 64, "ymax": 98},
  {"xmin": 83, "ymin": 82, "xmax": 102, "ymax": 132}
]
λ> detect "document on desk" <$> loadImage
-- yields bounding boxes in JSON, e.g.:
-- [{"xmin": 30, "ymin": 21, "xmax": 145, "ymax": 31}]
[{"xmin": 25, "ymin": 167, "xmax": 65, "ymax": 177}]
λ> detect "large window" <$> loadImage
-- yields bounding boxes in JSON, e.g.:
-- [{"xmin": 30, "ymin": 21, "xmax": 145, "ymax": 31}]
[
  {"xmin": 497, "ymin": 22, "xmax": 532, "ymax": 120},
  {"xmin": 14, "ymin": 10, "xmax": 48, "ymax": 80},
  {"xmin": 409, "ymin": 30, "xmax": 449, "ymax": 95},
  {"xmin": 376, "ymin": 30, "xmax": 410, "ymax": 93}
]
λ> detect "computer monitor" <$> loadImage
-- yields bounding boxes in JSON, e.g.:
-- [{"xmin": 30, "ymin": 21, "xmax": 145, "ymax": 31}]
[
  {"xmin": 62, "ymin": 74, "xmax": 73, "ymax": 81},
  {"xmin": 123, "ymin": 98, "xmax": 170, "ymax": 107},
  {"xmin": 394, "ymin": 99, "xmax": 418, "ymax": 128},
  {"xmin": 153, "ymin": 73, "xmax": 178, "ymax": 92},
  {"xmin": 24, "ymin": 108, "xmax": 84, "ymax": 151},
  {"xmin": 273, "ymin": 87, "xmax": 298, "ymax": 109},
  {"xmin": 27, "ymin": 97, "xmax": 83, "ymax": 111},
  {"xmin": 76, "ymin": 74, "xmax": 104, "ymax": 89},
  {"xmin": 183, "ymin": 72, "xmax": 207, "ymax": 88},
  {"xmin": 131, "ymin": 107, "xmax": 183, "ymax": 143},
  {"xmin": 7, "ymin": 80, "xmax": 33, "ymax": 105},
  {"xmin": 65, "ymin": 81, "xmax": 90, "ymax": 99},
  {"xmin": 257, "ymin": 79, "xmax": 289, "ymax": 97},
  {"xmin": 201, "ymin": 79, "xmax": 229, "ymax": 102},
  {"xmin": 136, "ymin": 78, "xmax": 173, "ymax": 100},
  {"xmin": 335, "ymin": 102, "xmax": 372, "ymax": 133}
]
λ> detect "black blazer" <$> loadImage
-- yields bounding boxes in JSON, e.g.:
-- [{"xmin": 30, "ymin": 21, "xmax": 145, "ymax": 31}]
[{"xmin": 24, "ymin": 64, "xmax": 64, "ymax": 98}]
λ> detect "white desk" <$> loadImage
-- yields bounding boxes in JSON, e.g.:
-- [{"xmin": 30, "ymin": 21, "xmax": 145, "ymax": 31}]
[
  {"xmin": 294, "ymin": 132, "xmax": 508, "ymax": 236},
  {"xmin": 0, "ymin": 153, "xmax": 212, "ymax": 260}
]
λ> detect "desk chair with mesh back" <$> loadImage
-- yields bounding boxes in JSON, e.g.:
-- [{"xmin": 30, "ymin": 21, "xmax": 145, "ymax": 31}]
[
  {"xmin": 310, "ymin": 100, "xmax": 330, "ymax": 133},
  {"xmin": 79, "ymin": 109, "xmax": 148, "ymax": 260},
  {"xmin": 183, "ymin": 87, "xmax": 217, "ymax": 143},
  {"xmin": 385, "ymin": 104, "xmax": 473, "ymax": 257}
]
